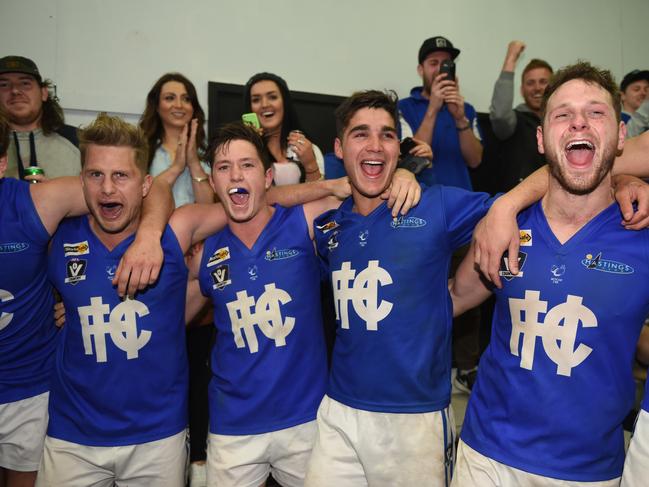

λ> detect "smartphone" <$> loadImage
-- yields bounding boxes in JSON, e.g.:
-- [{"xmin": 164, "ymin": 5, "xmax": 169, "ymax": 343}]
[
  {"xmin": 242, "ymin": 112, "xmax": 261, "ymax": 129},
  {"xmin": 439, "ymin": 59, "xmax": 456, "ymax": 82},
  {"xmin": 400, "ymin": 137, "xmax": 417, "ymax": 157}
]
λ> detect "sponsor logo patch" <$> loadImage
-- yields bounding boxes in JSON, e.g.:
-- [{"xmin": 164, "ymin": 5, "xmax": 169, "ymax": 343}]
[
  {"xmin": 211, "ymin": 264, "xmax": 231, "ymax": 290},
  {"xmin": 65, "ymin": 259, "xmax": 87, "ymax": 285},
  {"xmin": 581, "ymin": 252, "xmax": 634, "ymax": 274},
  {"xmin": 358, "ymin": 230, "xmax": 369, "ymax": 247},
  {"xmin": 390, "ymin": 216, "xmax": 426, "ymax": 229},
  {"xmin": 327, "ymin": 231, "xmax": 339, "ymax": 251},
  {"xmin": 550, "ymin": 264, "xmax": 566, "ymax": 284},
  {"xmin": 316, "ymin": 220, "xmax": 339, "ymax": 234},
  {"xmin": 499, "ymin": 251, "xmax": 527, "ymax": 280},
  {"xmin": 207, "ymin": 246, "xmax": 230, "ymax": 267},
  {"xmin": 64, "ymin": 241, "xmax": 90, "ymax": 257},
  {"xmin": 105, "ymin": 265, "xmax": 117, "ymax": 280},
  {"xmin": 0, "ymin": 242, "xmax": 29, "ymax": 254},
  {"xmin": 248, "ymin": 265, "xmax": 258, "ymax": 280},
  {"xmin": 265, "ymin": 248, "xmax": 299, "ymax": 261},
  {"xmin": 519, "ymin": 230, "xmax": 532, "ymax": 246}
]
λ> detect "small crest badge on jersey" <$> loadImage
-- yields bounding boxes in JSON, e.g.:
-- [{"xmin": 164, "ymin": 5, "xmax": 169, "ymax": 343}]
[
  {"xmin": 211, "ymin": 264, "xmax": 232, "ymax": 290},
  {"xmin": 65, "ymin": 259, "xmax": 88, "ymax": 285},
  {"xmin": 499, "ymin": 251, "xmax": 527, "ymax": 281}
]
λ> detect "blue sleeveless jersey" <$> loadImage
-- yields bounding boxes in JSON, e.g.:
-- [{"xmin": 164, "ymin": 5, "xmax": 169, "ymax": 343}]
[
  {"xmin": 198, "ymin": 205, "xmax": 328, "ymax": 435},
  {"xmin": 314, "ymin": 185, "xmax": 492, "ymax": 413},
  {"xmin": 0, "ymin": 178, "xmax": 57, "ymax": 403},
  {"xmin": 461, "ymin": 201, "xmax": 649, "ymax": 481},
  {"xmin": 47, "ymin": 217, "xmax": 188, "ymax": 446}
]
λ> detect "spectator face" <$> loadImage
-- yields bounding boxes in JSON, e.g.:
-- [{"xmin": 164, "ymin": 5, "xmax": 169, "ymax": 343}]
[
  {"xmin": 521, "ymin": 67, "xmax": 551, "ymax": 113},
  {"xmin": 538, "ymin": 79, "xmax": 624, "ymax": 195},
  {"xmin": 249, "ymin": 80, "xmax": 284, "ymax": 134},
  {"xmin": 335, "ymin": 107, "xmax": 400, "ymax": 200},
  {"xmin": 0, "ymin": 73, "xmax": 48, "ymax": 129},
  {"xmin": 157, "ymin": 81, "xmax": 194, "ymax": 131},
  {"xmin": 417, "ymin": 51, "xmax": 452, "ymax": 94},
  {"xmin": 81, "ymin": 144, "xmax": 152, "ymax": 238},
  {"xmin": 210, "ymin": 139, "xmax": 272, "ymax": 223},
  {"xmin": 622, "ymin": 79, "xmax": 649, "ymax": 113}
]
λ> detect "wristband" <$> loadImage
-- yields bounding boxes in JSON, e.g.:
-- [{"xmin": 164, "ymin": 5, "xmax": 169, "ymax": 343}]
[{"xmin": 456, "ymin": 118, "xmax": 471, "ymax": 131}]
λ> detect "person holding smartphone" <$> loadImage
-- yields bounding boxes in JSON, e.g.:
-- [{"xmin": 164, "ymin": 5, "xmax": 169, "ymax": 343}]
[
  {"xmin": 399, "ymin": 36, "xmax": 482, "ymax": 190},
  {"xmin": 139, "ymin": 73, "xmax": 214, "ymax": 207},
  {"xmin": 243, "ymin": 72, "xmax": 324, "ymax": 185}
]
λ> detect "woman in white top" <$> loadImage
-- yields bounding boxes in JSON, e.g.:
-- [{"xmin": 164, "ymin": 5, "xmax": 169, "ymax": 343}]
[
  {"xmin": 140, "ymin": 73, "xmax": 213, "ymax": 206},
  {"xmin": 243, "ymin": 72, "xmax": 324, "ymax": 185}
]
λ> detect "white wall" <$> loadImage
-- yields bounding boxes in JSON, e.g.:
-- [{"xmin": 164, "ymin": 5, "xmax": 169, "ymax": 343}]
[{"xmin": 1, "ymin": 0, "xmax": 647, "ymax": 128}]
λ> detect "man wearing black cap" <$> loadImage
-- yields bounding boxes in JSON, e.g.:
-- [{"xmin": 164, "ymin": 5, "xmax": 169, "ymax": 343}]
[
  {"xmin": 621, "ymin": 69, "xmax": 649, "ymax": 122},
  {"xmin": 0, "ymin": 56, "xmax": 80, "ymax": 181},
  {"xmin": 621, "ymin": 69, "xmax": 649, "ymax": 138},
  {"xmin": 399, "ymin": 36, "xmax": 483, "ymax": 189}
]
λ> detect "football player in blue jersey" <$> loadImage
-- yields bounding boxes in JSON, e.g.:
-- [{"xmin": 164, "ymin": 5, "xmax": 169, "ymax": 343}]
[
  {"xmin": 178, "ymin": 122, "xmax": 423, "ymax": 487},
  {"xmin": 303, "ymin": 90, "xmax": 553, "ymax": 487},
  {"xmin": 450, "ymin": 62, "xmax": 649, "ymax": 486},
  {"xmin": 35, "ymin": 114, "xmax": 207, "ymax": 487},
  {"xmin": 0, "ymin": 110, "xmax": 172, "ymax": 487}
]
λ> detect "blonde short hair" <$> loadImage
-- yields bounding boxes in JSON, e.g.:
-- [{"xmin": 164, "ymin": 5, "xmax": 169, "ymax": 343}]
[{"xmin": 79, "ymin": 113, "xmax": 148, "ymax": 173}]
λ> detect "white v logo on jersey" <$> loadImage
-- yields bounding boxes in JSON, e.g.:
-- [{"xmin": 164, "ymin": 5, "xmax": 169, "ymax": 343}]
[{"xmin": 0, "ymin": 289, "xmax": 15, "ymax": 331}]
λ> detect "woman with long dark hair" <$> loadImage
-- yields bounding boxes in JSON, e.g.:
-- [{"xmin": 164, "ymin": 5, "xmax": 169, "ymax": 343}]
[
  {"xmin": 140, "ymin": 73, "xmax": 213, "ymax": 206},
  {"xmin": 243, "ymin": 72, "xmax": 324, "ymax": 185}
]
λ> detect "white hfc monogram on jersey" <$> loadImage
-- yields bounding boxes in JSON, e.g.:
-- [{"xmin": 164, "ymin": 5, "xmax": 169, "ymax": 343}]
[
  {"xmin": 0, "ymin": 288, "xmax": 14, "ymax": 331},
  {"xmin": 77, "ymin": 297, "xmax": 152, "ymax": 363},
  {"xmin": 226, "ymin": 283, "xmax": 295, "ymax": 354},
  {"xmin": 509, "ymin": 290, "xmax": 597, "ymax": 376},
  {"xmin": 332, "ymin": 260, "xmax": 393, "ymax": 331}
]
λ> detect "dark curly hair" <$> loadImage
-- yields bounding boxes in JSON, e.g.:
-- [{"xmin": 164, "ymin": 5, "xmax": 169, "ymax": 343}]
[{"xmin": 139, "ymin": 73, "xmax": 206, "ymax": 169}]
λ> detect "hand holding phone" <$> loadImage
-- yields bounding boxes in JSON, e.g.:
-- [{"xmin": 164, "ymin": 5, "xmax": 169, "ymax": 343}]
[
  {"xmin": 439, "ymin": 60, "xmax": 456, "ymax": 82},
  {"xmin": 242, "ymin": 112, "xmax": 261, "ymax": 129}
]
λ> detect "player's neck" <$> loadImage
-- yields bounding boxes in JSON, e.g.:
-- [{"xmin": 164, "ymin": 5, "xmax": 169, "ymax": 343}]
[
  {"xmin": 542, "ymin": 176, "xmax": 613, "ymax": 244},
  {"xmin": 228, "ymin": 204, "xmax": 275, "ymax": 250},
  {"xmin": 351, "ymin": 189, "xmax": 383, "ymax": 216},
  {"xmin": 88, "ymin": 215, "xmax": 138, "ymax": 252}
]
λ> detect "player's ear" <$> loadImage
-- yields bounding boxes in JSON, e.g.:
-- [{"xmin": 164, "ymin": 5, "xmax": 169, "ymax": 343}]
[
  {"xmin": 536, "ymin": 126, "xmax": 545, "ymax": 155},
  {"xmin": 0, "ymin": 154, "xmax": 7, "ymax": 178},
  {"xmin": 141, "ymin": 174, "xmax": 153, "ymax": 197},
  {"xmin": 265, "ymin": 165, "xmax": 273, "ymax": 190}
]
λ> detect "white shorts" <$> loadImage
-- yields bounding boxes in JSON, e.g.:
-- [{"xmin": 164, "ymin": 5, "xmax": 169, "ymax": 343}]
[
  {"xmin": 0, "ymin": 391, "xmax": 49, "ymax": 472},
  {"xmin": 304, "ymin": 395, "xmax": 456, "ymax": 487},
  {"xmin": 452, "ymin": 440, "xmax": 620, "ymax": 487},
  {"xmin": 622, "ymin": 408, "xmax": 649, "ymax": 487},
  {"xmin": 35, "ymin": 429, "xmax": 187, "ymax": 487},
  {"xmin": 206, "ymin": 421, "xmax": 316, "ymax": 487}
]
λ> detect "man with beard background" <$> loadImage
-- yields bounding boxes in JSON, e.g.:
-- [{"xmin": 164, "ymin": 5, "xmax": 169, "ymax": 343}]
[
  {"xmin": 450, "ymin": 61, "xmax": 649, "ymax": 486},
  {"xmin": 0, "ymin": 56, "xmax": 79, "ymax": 181}
]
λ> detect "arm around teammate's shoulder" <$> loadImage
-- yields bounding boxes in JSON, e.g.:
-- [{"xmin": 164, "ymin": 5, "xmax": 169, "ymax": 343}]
[
  {"xmin": 30, "ymin": 176, "xmax": 88, "ymax": 236},
  {"xmin": 169, "ymin": 202, "xmax": 228, "ymax": 255},
  {"xmin": 449, "ymin": 241, "xmax": 493, "ymax": 317}
]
